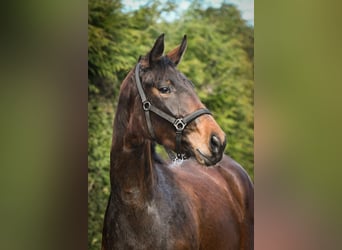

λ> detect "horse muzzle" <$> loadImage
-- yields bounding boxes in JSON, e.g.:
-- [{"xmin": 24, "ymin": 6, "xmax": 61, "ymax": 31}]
[{"xmin": 193, "ymin": 133, "xmax": 226, "ymax": 166}]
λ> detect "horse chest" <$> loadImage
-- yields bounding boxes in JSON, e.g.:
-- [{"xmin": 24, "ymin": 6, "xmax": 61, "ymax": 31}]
[{"xmin": 109, "ymin": 198, "xmax": 198, "ymax": 250}]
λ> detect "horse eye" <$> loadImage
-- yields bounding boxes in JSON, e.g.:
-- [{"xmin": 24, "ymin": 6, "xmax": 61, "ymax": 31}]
[{"xmin": 158, "ymin": 86, "xmax": 171, "ymax": 94}]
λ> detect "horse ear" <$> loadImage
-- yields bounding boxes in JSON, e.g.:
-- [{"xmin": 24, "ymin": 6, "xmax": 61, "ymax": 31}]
[
  {"xmin": 166, "ymin": 35, "xmax": 187, "ymax": 66},
  {"xmin": 149, "ymin": 33, "xmax": 165, "ymax": 65}
]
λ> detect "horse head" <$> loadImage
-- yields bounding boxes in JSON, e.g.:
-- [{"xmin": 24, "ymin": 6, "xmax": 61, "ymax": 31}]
[{"xmin": 128, "ymin": 34, "xmax": 226, "ymax": 166}]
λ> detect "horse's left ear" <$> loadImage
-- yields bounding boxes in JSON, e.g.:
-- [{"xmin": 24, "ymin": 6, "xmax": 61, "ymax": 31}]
[
  {"xmin": 149, "ymin": 33, "xmax": 165, "ymax": 65},
  {"xmin": 166, "ymin": 35, "xmax": 187, "ymax": 66}
]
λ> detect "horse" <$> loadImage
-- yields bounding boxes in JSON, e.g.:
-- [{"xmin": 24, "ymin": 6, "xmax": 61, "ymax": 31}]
[{"xmin": 102, "ymin": 34, "xmax": 254, "ymax": 250}]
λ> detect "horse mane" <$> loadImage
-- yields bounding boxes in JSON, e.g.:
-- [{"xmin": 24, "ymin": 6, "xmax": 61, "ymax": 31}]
[{"xmin": 111, "ymin": 70, "xmax": 135, "ymax": 151}]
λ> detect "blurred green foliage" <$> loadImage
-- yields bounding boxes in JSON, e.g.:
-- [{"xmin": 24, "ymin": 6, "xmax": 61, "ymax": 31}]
[{"xmin": 88, "ymin": 1, "xmax": 253, "ymax": 249}]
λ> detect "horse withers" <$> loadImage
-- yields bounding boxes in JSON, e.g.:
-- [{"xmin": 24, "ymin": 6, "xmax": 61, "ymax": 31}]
[{"xmin": 102, "ymin": 34, "xmax": 254, "ymax": 250}]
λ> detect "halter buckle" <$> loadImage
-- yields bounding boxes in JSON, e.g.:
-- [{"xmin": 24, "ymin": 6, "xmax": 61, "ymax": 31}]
[
  {"xmin": 174, "ymin": 119, "xmax": 186, "ymax": 131},
  {"xmin": 176, "ymin": 153, "xmax": 188, "ymax": 160},
  {"xmin": 142, "ymin": 101, "xmax": 151, "ymax": 111}
]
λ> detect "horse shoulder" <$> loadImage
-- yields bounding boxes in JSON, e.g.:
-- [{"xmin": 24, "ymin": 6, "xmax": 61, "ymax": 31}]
[
  {"xmin": 171, "ymin": 159, "xmax": 252, "ymax": 249},
  {"xmin": 215, "ymin": 155, "xmax": 254, "ymax": 249},
  {"xmin": 153, "ymin": 163, "xmax": 201, "ymax": 249},
  {"xmin": 216, "ymin": 155, "xmax": 254, "ymax": 219}
]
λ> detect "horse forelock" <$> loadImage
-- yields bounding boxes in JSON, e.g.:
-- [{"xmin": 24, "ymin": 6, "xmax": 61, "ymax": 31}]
[{"xmin": 140, "ymin": 55, "xmax": 175, "ymax": 73}]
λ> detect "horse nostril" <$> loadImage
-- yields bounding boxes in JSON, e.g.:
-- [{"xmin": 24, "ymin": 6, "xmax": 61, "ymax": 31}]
[{"xmin": 210, "ymin": 135, "xmax": 221, "ymax": 154}]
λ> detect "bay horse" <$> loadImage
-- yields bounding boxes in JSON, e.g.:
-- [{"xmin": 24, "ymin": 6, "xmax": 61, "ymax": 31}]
[{"xmin": 102, "ymin": 34, "xmax": 254, "ymax": 250}]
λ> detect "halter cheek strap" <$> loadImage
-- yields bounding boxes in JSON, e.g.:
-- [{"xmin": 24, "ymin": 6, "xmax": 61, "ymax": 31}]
[{"xmin": 134, "ymin": 63, "xmax": 211, "ymax": 160}]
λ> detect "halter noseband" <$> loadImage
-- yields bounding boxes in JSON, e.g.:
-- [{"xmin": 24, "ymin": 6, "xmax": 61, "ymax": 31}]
[{"xmin": 134, "ymin": 63, "xmax": 211, "ymax": 160}]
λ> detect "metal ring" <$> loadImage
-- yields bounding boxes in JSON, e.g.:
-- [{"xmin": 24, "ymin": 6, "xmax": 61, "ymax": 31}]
[{"xmin": 143, "ymin": 101, "xmax": 151, "ymax": 111}]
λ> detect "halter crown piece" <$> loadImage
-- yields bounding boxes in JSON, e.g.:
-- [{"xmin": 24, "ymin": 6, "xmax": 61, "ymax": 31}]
[{"xmin": 134, "ymin": 63, "xmax": 212, "ymax": 160}]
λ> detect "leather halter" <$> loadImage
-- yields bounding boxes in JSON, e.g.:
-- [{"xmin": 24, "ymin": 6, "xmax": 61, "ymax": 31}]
[{"xmin": 134, "ymin": 63, "xmax": 211, "ymax": 160}]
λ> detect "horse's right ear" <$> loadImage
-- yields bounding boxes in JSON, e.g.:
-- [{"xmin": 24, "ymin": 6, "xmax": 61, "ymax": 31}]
[
  {"xmin": 148, "ymin": 34, "xmax": 165, "ymax": 65},
  {"xmin": 166, "ymin": 35, "xmax": 187, "ymax": 66}
]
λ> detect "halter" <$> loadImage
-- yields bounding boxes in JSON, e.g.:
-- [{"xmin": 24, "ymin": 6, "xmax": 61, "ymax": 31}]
[{"xmin": 134, "ymin": 63, "xmax": 211, "ymax": 160}]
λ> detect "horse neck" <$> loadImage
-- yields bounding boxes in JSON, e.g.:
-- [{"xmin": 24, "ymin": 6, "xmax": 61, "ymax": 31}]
[{"xmin": 110, "ymin": 71, "xmax": 155, "ymax": 204}]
